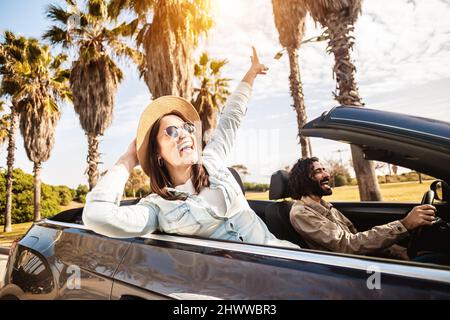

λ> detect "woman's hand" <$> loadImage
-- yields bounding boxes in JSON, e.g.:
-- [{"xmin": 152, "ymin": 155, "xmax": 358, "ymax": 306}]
[
  {"xmin": 242, "ymin": 46, "xmax": 268, "ymax": 86},
  {"xmin": 116, "ymin": 138, "xmax": 139, "ymax": 173},
  {"xmin": 249, "ymin": 46, "xmax": 268, "ymax": 75}
]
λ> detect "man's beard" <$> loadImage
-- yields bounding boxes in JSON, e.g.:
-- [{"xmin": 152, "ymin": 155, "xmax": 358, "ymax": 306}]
[{"xmin": 311, "ymin": 177, "xmax": 333, "ymax": 197}]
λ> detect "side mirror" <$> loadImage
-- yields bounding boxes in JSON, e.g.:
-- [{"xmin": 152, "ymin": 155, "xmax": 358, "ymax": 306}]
[{"xmin": 430, "ymin": 180, "xmax": 450, "ymax": 202}]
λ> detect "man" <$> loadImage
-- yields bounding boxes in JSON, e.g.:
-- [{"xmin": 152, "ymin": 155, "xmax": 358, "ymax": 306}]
[{"xmin": 288, "ymin": 157, "xmax": 437, "ymax": 260}]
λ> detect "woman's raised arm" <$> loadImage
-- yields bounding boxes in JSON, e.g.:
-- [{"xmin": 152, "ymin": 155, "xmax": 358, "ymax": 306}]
[
  {"xmin": 202, "ymin": 47, "xmax": 268, "ymax": 165},
  {"xmin": 242, "ymin": 46, "xmax": 269, "ymax": 86}
]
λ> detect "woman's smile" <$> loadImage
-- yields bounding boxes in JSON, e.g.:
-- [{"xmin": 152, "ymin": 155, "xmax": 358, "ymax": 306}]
[{"xmin": 178, "ymin": 138, "xmax": 195, "ymax": 155}]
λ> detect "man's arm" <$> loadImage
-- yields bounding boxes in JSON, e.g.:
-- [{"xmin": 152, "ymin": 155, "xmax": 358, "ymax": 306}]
[{"xmin": 289, "ymin": 203, "xmax": 409, "ymax": 255}]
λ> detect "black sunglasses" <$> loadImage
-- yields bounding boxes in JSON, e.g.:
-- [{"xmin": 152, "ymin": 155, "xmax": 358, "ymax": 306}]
[{"xmin": 164, "ymin": 122, "xmax": 196, "ymax": 139}]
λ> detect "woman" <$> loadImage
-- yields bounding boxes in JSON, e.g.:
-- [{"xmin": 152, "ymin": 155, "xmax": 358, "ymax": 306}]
[{"xmin": 82, "ymin": 47, "xmax": 298, "ymax": 249}]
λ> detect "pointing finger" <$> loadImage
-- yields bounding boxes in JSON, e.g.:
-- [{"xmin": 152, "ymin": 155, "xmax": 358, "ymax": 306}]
[{"xmin": 252, "ymin": 46, "xmax": 259, "ymax": 63}]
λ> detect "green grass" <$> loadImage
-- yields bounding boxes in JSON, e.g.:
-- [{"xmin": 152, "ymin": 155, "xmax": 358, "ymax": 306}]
[
  {"xmin": 245, "ymin": 180, "xmax": 433, "ymax": 202},
  {"xmin": 0, "ymin": 222, "xmax": 33, "ymax": 247}
]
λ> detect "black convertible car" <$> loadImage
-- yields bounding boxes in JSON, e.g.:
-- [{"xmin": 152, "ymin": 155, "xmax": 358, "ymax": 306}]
[{"xmin": 1, "ymin": 106, "xmax": 449, "ymax": 300}]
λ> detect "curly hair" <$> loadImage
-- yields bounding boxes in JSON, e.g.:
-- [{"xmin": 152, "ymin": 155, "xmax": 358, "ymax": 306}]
[{"xmin": 288, "ymin": 157, "xmax": 319, "ymax": 200}]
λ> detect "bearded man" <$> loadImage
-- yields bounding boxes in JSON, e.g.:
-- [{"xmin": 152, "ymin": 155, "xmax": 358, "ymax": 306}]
[{"xmin": 288, "ymin": 157, "xmax": 437, "ymax": 260}]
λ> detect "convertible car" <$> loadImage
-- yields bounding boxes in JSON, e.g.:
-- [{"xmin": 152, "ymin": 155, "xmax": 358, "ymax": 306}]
[{"xmin": 1, "ymin": 106, "xmax": 449, "ymax": 300}]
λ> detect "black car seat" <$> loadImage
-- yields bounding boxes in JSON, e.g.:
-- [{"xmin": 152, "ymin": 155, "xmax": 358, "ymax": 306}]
[
  {"xmin": 227, "ymin": 167, "xmax": 245, "ymax": 195},
  {"xmin": 264, "ymin": 170, "xmax": 309, "ymax": 248}
]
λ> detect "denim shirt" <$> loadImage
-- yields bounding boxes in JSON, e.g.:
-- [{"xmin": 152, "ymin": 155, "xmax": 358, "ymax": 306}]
[{"xmin": 82, "ymin": 82, "xmax": 299, "ymax": 249}]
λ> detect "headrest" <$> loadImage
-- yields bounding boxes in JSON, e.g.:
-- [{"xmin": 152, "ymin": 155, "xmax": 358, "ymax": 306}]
[{"xmin": 269, "ymin": 170, "xmax": 290, "ymax": 200}]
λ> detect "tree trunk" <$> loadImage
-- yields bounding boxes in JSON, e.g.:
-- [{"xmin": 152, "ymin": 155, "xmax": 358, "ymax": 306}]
[
  {"xmin": 87, "ymin": 133, "xmax": 100, "ymax": 191},
  {"xmin": 326, "ymin": 11, "xmax": 382, "ymax": 201},
  {"xmin": 143, "ymin": 1, "xmax": 194, "ymax": 101},
  {"xmin": 351, "ymin": 145, "xmax": 382, "ymax": 201},
  {"xmin": 33, "ymin": 162, "xmax": 42, "ymax": 222},
  {"xmin": 192, "ymin": 90, "xmax": 216, "ymax": 148},
  {"xmin": 3, "ymin": 108, "xmax": 18, "ymax": 232},
  {"xmin": 287, "ymin": 48, "xmax": 311, "ymax": 159}
]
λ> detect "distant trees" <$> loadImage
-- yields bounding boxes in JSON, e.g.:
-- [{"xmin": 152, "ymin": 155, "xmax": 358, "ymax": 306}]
[
  {"xmin": 392, "ymin": 165, "xmax": 398, "ymax": 176},
  {"xmin": 243, "ymin": 182, "xmax": 270, "ymax": 192},
  {"xmin": 192, "ymin": 52, "xmax": 230, "ymax": 146},
  {"xmin": 0, "ymin": 168, "xmax": 69, "ymax": 224},
  {"xmin": 74, "ymin": 184, "xmax": 89, "ymax": 203},
  {"xmin": 324, "ymin": 158, "xmax": 352, "ymax": 187},
  {"xmin": 54, "ymin": 185, "xmax": 74, "ymax": 206},
  {"xmin": 0, "ymin": 168, "xmax": 90, "ymax": 224},
  {"xmin": 124, "ymin": 168, "xmax": 149, "ymax": 198}
]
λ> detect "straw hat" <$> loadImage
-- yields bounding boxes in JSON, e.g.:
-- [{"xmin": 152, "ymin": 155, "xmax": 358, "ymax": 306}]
[{"xmin": 136, "ymin": 95, "xmax": 200, "ymax": 177}]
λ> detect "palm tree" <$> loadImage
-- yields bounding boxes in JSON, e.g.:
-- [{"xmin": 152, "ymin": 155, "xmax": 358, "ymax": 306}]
[
  {"xmin": 0, "ymin": 100, "xmax": 8, "ymax": 147},
  {"xmin": 108, "ymin": 0, "xmax": 213, "ymax": 100},
  {"xmin": 272, "ymin": 0, "xmax": 311, "ymax": 159},
  {"xmin": 192, "ymin": 52, "xmax": 230, "ymax": 147},
  {"xmin": 125, "ymin": 167, "xmax": 148, "ymax": 198},
  {"xmin": 0, "ymin": 31, "xmax": 28, "ymax": 232},
  {"xmin": 0, "ymin": 99, "xmax": 11, "ymax": 227},
  {"xmin": 44, "ymin": 0, "xmax": 142, "ymax": 190},
  {"xmin": 11, "ymin": 39, "xmax": 71, "ymax": 221},
  {"xmin": 305, "ymin": 0, "xmax": 382, "ymax": 201}
]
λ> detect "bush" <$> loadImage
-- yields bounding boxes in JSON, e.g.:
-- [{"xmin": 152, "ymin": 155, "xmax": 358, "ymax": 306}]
[
  {"xmin": 0, "ymin": 168, "xmax": 61, "ymax": 224},
  {"xmin": 74, "ymin": 184, "xmax": 89, "ymax": 203},
  {"xmin": 333, "ymin": 174, "xmax": 348, "ymax": 187},
  {"xmin": 135, "ymin": 185, "xmax": 151, "ymax": 198},
  {"xmin": 54, "ymin": 185, "xmax": 74, "ymax": 206},
  {"xmin": 324, "ymin": 159, "xmax": 352, "ymax": 187},
  {"xmin": 243, "ymin": 182, "xmax": 269, "ymax": 192},
  {"xmin": 377, "ymin": 172, "xmax": 435, "ymax": 184}
]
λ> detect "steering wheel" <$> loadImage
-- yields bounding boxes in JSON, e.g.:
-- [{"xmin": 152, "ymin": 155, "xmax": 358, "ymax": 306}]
[
  {"xmin": 407, "ymin": 189, "xmax": 450, "ymax": 258},
  {"xmin": 407, "ymin": 190, "xmax": 434, "ymax": 258}
]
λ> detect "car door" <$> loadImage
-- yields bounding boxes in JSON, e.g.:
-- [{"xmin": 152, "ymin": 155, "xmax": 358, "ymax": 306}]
[
  {"xmin": 110, "ymin": 233, "xmax": 450, "ymax": 299},
  {"xmin": 4, "ymin": 221, "xmax": 132, "ymax": 300}
]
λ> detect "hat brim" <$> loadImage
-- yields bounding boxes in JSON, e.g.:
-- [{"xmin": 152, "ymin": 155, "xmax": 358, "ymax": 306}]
[{"xmin": 136, "ymin": 96, "xmax": 201, "ymax": 177}]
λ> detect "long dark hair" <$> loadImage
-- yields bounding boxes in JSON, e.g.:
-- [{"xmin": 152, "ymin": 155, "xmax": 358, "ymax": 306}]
[
  {"xmin": 288, "ymin": 157, "xmax": 319, "ymax": 200},
  {"xmin": 148, "ymin": 110, "xmax": 210, "ymax": 200}
]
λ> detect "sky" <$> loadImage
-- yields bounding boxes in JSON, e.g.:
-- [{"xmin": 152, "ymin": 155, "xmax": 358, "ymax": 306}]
[{"xmin": 1, "ymin": 0, "xmax": 450, "ymax": 188}]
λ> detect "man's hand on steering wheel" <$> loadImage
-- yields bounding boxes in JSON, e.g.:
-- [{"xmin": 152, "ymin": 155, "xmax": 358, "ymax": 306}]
[{"xmin": 400, "ymin": 204, "xmax": 437, "ymax": 231}]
